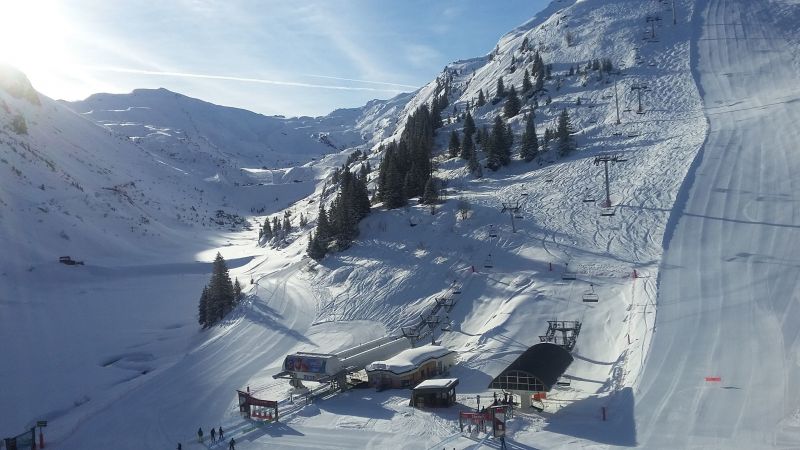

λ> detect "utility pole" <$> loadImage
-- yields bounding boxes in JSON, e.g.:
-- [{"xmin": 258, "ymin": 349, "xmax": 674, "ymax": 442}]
[
  {"xmin": 501, "ymin": 201, "xmax": 522, "ymax": 233},
  {"xmin": 614, "ymin": 77, "xmax": 621, "ymax": 124},
  {"xmin": 631, "ymin": 83, "xmax": 649, "ymax": 114},
  {"xmin": 672, "ymin": 0, "xmax": 677, "ymax": 25},
  {"xmin": 593, "ymin": 154, "xmax": 625, "ymax": 208}
]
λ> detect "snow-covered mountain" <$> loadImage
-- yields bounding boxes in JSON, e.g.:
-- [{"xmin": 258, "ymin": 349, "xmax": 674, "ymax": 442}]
[
  {"xmin": 64, "ymin": 88, "xmax": 411, "ymax": 178},
  {"xmin": 2, "ymin": 0, "xmax": 800, "ymax": 448}
]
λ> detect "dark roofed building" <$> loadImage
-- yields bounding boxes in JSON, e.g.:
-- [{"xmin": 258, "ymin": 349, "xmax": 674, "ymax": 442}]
[{"xmin": 488, "ymin": 343, "xmax": 573, "ymax": 408}]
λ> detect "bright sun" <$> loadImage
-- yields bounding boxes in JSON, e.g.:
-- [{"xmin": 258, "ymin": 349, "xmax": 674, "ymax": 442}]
[{"xmin": 0, "ymin": 0, "xmax": 70, "ymax": 80}]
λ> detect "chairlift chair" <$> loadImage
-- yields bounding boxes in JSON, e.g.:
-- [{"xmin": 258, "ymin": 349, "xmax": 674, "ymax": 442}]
[
  {"xmin": 561, "ymin": 272, "xmax": 577, "ymax": 280},
  {"xmin": 484, "ymin": 254, "xmax": 494, "ymax": 269},
  {"xmin": 488, "ymin": 225, "xmax": 498, "ymax": 238},
  {"xmin": 582, "ymin": 190, "xmax": 596, "ymax": 203},
  {"xmin": 582, "ymin": 284, "xmax": 600, "ymax": 302},
  {"xmin": 441, "ymin": 316, "xmax": 453, "ymax": 332},
  {"xmin": 600, "ymin": 207, "xmax": 616, "ymax": 217}
]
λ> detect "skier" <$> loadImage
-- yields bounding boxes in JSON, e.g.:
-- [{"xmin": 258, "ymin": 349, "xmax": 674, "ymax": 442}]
[
  {"xmin": 210, "ymin": 427, "xmax": 216, "ymax": 444},
  {"xmin": 229, "ymin": 437, "xmax": 236, "ymax": 450},
  {"xmin": 218, "ymin": 426, "xmax": 224, "ymax": 440},
  {"xmin": 197, "ymin": 427, "xmax": 204, "ymax": 443}
]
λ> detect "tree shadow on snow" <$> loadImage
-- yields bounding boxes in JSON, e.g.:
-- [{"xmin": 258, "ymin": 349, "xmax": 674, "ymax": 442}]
[
  {"xmin": 236, "ymin": 295, "xmax": 314, "ymax": 344},
  {"xmin": 542, "ymin": 387, "xmax": 636, "ymax": 446}
]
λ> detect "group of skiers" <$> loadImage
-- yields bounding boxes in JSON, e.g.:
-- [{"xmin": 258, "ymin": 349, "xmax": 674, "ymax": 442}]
[{"xmin": 176, "ymin": 426, "xmax": 235, "ymax": 449}]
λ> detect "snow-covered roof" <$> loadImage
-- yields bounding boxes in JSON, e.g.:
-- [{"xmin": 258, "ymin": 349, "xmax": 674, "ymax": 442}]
[
  {"xmin": 365, "ymin": 345, "xmax": 454, "ymax": 375},
  {"xmin": 413, "ymin": 378, "xmax": 459, "ymax": 390}
]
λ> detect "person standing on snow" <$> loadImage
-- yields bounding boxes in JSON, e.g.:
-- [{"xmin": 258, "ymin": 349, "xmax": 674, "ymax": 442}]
[
  {"xmin": 176, "ymin": 444, "xmax": 181, "ymax": 450},
  {"xmin": 218, "ymin": 426, "xmax": 224, "ymax": 440},
  {"xmin": 197, "ymin": 427, "xmax": 204, "ymax": 443},
  {"xmin": 229, "ymin": 437, "xmax": 236, "ymax": 450},
  {"xmin": 210, "ymin": 427, "xmax": 217, "ymax": 443}
]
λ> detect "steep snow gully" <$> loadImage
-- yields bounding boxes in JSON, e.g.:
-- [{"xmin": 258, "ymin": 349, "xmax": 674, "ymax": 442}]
[{"xmin": 636, "ymin": 0, "xmax": 800, "ymax": 447}]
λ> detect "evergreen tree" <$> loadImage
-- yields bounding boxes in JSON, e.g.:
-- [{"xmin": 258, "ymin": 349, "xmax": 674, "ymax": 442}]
[
  {"xmin": 463, "ymin": 111, "xmax": 476, "ymax": 137},
  {"xmin": 496, "ymin": 77, "xmax": 506, "ymax": 98},
  {"xmin": 421, "ymin": 177, "xmax": 439, "ymax": 205},
  {"xmin": 260, "ymin": 218, "xmax": 273, "ymax": 243},
  {"xmin": 477, "ymin": 125, "xmax": 489, "ymax": 147},
  {"xmin": 354, "ymin": 171, "xmax": 371, "ymax": 219},
  {"xmin": 520, "ymin": 113, "xmax": 539, "ymax": 162},
  {"xmin": 380, "ymin": 152, "xmax": 406, "ymax": 209},
  {"xmin": 329, "ymin": 171, "xmax": 357, "ymax": 248},
  {"xmin": 204, "ymin": 252, "xmax": 235, "ymax": 325},
  {"xmin": 486, "ymin": 115, "xmax": 512, "ymax": 169},
  {"xmin": 431, "ymin": 96, "xmax": 443, "ymax": 129},
  {"xmin": 460, "ymin": 131, "xmax": 474, "ymax": 160},
  {"xmin": 557, "ymin": 109, "xmax": 576, "ymax": 156},
  {"xmin": 467, "ymin": 145, "xmax": 482, "ymax": 178},
  {"xmin": 448, "ymin": 130, "xmax": 461, "ymax": 158},
  {"xmin": 272, "ymin": 216, "xmax": 280, "ymax": 234},
  {"xmin": 233, "ymin": 278, "xmax": 243, "ymax": 304},
  {"xmin": 198, "ymin": 286, "xmax": 209, "ymax": 328},
  {"xmin": 306, "ymin": 232, "xmax": 327, "ymax": 260},
  {"xmin": 316, "ymin": 204, "xmax": 332, "ymax": 243},
  {"xmin": 504, "ymin": 86, "xmax": 522, "ymax": 118},
  {"xmin": 282, "ymin": 215, "xmax": 291, "ymax": 234},
  {"xmin": 477, "ymin": 89, "xmax": 486, "ymax": 107},
  {"xmin": 522, "ymin": 69, "xmax": 533, "ymax": 93},
  {"xmin": 505, "ymin": 123, "xmax": 514, "ymax": 164}
]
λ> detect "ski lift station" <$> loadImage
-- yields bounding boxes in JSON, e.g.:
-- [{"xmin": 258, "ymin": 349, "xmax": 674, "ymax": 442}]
[
  {"xmin": 274, "ymin": 335, "xmax": 412, "ymax": 389},
  {"xmin": 489, "ymin": 343, "xmax": 574, "ymax": 409}
]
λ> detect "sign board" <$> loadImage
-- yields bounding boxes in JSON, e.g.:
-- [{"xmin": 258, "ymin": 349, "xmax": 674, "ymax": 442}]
[
  {"xmin": 491, "ymin": 406, "xmax": 507, "ymax": 438},
  {"xmin": 36, "ymin": 421, "xmax": 47, "ymax": 427}
]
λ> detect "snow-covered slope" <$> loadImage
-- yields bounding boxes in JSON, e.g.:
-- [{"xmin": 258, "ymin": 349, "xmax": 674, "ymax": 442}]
[
  {"xmin": 3, "ymin": 0, "xmax": 799, "ymax": 448},
  {"xmin": 635, "ymin": 0, "xmax": 800, "ymax": 447}
]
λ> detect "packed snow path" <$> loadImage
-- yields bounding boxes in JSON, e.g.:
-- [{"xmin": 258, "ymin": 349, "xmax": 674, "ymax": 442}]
[{"xmin": 635, "ymin": 0, "xmax": 800, "ymax": 447}]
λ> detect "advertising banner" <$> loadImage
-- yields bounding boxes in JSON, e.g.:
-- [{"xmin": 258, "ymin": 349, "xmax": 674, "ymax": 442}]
[{"xmin": 284, "ymin": 355, "xmax": 327, "ymax": 374}]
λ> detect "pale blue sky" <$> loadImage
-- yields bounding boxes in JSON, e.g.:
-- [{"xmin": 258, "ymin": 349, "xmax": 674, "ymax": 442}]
[{"xmin": 0, "ymin": 0, "xmax": 549, "ymax": 117}]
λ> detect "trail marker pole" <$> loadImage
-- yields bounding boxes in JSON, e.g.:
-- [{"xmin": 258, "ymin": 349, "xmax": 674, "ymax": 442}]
[{"xmin": 614, "ymin": 78, "xmax": 621, "ymax": 124}]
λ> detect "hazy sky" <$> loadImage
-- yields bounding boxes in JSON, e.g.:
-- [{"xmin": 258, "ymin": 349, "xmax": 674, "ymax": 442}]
[{"xmin": 0, "ymin": 0, "xmax": 549, "ymax": 117}]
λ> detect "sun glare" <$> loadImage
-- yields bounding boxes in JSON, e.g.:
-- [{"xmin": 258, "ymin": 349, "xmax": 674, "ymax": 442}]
[{"xmin": 0, "ymin": 0, "xmax": 71, "ymax": 83}]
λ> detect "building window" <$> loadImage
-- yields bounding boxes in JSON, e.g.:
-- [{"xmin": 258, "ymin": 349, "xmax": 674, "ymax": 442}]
[{"xmin": 490, "ymin": 371, "xmax": 544, "ymax": 391}]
